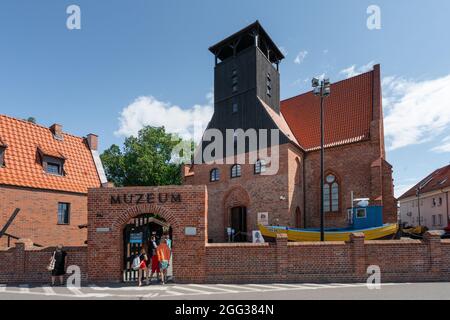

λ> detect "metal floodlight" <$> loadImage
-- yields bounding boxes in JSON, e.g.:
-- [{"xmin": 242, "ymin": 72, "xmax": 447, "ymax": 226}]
[
  {"xmin": 323, "ymin": 78, "xmax": 331, "ymax": 86},
  {"xmin": 323, "ymin": 86, "xmax": 331, "ymax": 97},
  {"xmin": 313, "ymin": 86, "xmax": 321, "ymax": 96},
  {"xmin": 312, "ymin": 78, "xmax": 320, "ymax": 88}
]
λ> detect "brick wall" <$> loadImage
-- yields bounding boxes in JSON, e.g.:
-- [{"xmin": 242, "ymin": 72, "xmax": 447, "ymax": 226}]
[
  {"xmin": 0, "ymin": 239, "xmax": 87, "ymax": 284},
  {"xmin": 203, "ymin": 231, "xmax": 450, "ymax": 284},
  {"xmin": 184, "ymin": 144, "xmax": 304, "ymax": 242},
  {"xmin": 0, "ymin": 185, "xmax": 88, "ymax": 248},
  {"xmin": 303, "ymin": 139, "xmax": 396, "ymax": 228},
  {"xmin": 87, "ymin": 185, "xmax": 208, "ymax": 284},
  {"xmin": 1, "ymin": 231, "xmax": 449, "ymax": 284}
]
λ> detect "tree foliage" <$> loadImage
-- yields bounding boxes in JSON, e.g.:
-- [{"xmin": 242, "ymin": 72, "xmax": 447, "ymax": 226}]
[{"xmin": 100, "ymin": 126, "xmax": 186, "ymax": 187}]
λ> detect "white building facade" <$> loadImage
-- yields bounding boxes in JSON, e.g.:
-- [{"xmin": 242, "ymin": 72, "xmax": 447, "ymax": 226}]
[{"xmin": 399, "ymin": 189, "xmax": 449, "ymax": 230}]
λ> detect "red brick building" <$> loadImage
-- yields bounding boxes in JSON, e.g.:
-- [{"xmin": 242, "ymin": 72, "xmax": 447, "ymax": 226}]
[
  {"xmin": 0, "ymin": 115, "xmax": 107, "ymax": 247},
  {"xmin": 183, "ymin": 22, "xmax": 396, "ymax": 243}
]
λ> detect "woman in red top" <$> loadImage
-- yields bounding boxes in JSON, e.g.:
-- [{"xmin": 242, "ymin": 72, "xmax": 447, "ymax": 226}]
[{"xmin": 149, "ymin": 248, "xmax": 160, "ymax": 283}]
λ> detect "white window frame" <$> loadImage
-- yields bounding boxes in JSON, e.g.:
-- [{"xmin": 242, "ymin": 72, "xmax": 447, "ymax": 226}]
[{"xmin": 356, "ymin": 208, "xmax": 367, "ymax": 219}]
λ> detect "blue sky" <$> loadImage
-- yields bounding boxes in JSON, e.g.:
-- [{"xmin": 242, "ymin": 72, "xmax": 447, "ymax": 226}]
[{"xmin": 1, "ymin": 0, "xmax": 450, "ymax": 197}]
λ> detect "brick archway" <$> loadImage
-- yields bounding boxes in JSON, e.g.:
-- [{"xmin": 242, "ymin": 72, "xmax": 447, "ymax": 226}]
[
  {"xmin": 87, "ymin": 186, "xmax": 207, "ymax": 283},
  {"xmin": 112, "ymin": 203, "xmax": 179, "ymax": 232},
  {"xmin": 223, "ymin": 185, "xmax": 251, "ymax": 209},
  {"xmin": 114, "ymin": 204, "xmax": 178, "ymax": 283},
  {"xmin": 223, "ymin": 186, "xmax": 251, "ymax": 237}
]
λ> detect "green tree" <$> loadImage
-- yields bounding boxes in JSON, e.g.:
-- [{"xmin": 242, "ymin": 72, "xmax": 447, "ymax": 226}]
[
  {"xmin": 24, "ymin": 117, "xmax": 36, "ymax": 124},
  {"xmin": 101, "ymin": 126, "xmax": 187, "ymax": 187}
]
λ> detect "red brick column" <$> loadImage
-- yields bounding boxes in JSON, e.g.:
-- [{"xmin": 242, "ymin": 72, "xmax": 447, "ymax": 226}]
[
  {"xmin": 350, "ymin": 232, "xmax": 366, "ymax": 277},
  {"xmin": 14, "ymin": 241, "xmax": 27, "ymax": 282},
  {"xmin": 276, "ymin": 234, "xmax": 288, "ymax": 281},
  {"xmin": 424, "ymin": 231, "xmax": 442, "ymax": 274}
]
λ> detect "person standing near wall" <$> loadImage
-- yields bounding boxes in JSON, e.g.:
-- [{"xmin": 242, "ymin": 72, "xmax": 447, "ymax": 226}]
[
  {"xmin": 149, "ymin": 248, "xmax": 160, "ymax": 284},
  {"xmin": 156, "ymin": 239, "xmax": 171, "ymax": 285},
  {"xmin": 49, "ymin": 245, "xmax": 67, "ymax": 286}
]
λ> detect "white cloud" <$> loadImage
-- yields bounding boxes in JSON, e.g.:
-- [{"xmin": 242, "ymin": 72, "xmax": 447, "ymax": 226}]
[
  {"xmin": 323, "ymin": 49, "xmax": 329, "ymax": 55},
  {"xmin": 431, "ymin": 136, "xmax": 450, "ymax": 153},
  {"xmin": 294, "ymin": 50, "xmax": 308, "ymax": 65},
  {"xmin": 383, "ymin": 74, "xmax": 450, "ymax": 151},
  {"xmin": 340, "ymin": 61, "xmax": 375, "ymax": 79},
  {"xmin": 115, "ymin": 94, "xmax": 213, "ymax": 142}
]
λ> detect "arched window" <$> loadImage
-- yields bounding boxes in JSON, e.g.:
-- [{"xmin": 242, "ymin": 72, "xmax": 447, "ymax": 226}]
[
  {"xmin": 231, "ymin": 164, "xmax": 241, "ymax": 178},
  {"xmin": 324, "ymin": 173, "xmax": 339, "ymax": 212},
  {"xmin": 210, "ymin": 168, "xmax": 220, "ymax": 182},
  {"xmin": 254, "ymin": 159, "xmax": 266, "ymax": 174}
]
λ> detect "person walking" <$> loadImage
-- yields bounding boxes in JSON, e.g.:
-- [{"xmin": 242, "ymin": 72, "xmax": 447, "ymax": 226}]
[
  {"xmin": 49, "ymin": 245, "xmax": 67, "ymax": 286},
  {"xmin": 148, "ymin": 248, "xmax": 160, "ymax": 284},
  {"xmin": 137, "ymin": 248, "xmax": 149, "ymax": 286},
  {"xmin": 156, "ymin": 239, "xmax": 171, "ymax": 285}
]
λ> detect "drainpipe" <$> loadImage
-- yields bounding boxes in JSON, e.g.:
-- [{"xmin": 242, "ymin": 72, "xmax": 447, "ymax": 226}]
[
  {"xmin": 416, "ymin": 187, "xmax": 421, "ymax": 227},
  {"xmin": 447, "ymin": 191, "xmax": 449, "ymax": 225},
  {"xmin": 303, "ymin": 153, "xmax": 307, "ymax": 228}
]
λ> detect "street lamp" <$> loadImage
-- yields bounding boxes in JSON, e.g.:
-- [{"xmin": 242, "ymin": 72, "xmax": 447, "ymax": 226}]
[
  {"xmin": 312, "ymin": 77, "xmax": 331, "ymax": 241},
  {"xmin": 415, "ymin": 187, "xmax": 422, "ymax": 227}
]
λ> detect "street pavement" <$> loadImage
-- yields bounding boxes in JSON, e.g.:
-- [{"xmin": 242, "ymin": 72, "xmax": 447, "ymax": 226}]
[{"xmin": 1, "ymin": 282, "xmax": 450, "ymax": 300}]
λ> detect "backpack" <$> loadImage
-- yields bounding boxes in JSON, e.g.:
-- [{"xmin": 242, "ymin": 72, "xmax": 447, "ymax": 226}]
[
  {"xmin": 47, "ymin": 251, "xmax": 56, "ymax": 271},
  {"xmin": 131, "ymin": 255, "xmax": 141, "ymax": 271}
]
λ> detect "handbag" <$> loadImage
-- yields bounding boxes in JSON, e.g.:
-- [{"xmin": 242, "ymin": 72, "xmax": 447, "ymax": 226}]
[
  {"xmin": 131, "ymin": 256, "xmax": 141, "ymax": 271},
  {"xmin": 47, "ymin": 251, "xmax": 56, "ymax": 271}
]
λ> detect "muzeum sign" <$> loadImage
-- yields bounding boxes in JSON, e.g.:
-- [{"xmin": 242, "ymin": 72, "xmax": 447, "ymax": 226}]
[{"xmin": 110, "ymin": 192, "xmax": 182, "ymax": 205}]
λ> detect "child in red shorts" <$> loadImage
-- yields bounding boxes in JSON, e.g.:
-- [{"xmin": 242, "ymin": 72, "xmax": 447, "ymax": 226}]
[{"xmin": 149, "ymin": 249, "xmax": 160, "ymax": 283}]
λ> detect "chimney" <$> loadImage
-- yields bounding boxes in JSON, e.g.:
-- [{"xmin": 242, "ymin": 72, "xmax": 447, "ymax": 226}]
[
  {"xmin": 49, "ymin": 124, "xmax": 63, "ymax": 140},
  {"xmin": 86, "ymin": 133, "xmax": 98, "ymax": 151}
]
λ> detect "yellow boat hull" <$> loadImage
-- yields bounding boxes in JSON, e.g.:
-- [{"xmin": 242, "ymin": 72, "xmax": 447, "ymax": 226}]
[{"xmin": 259, "ymin": 224, "xmax": 399, "ymax": 242}]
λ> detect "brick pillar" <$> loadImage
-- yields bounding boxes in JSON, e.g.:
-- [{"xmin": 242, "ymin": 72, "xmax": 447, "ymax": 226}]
[
  {"xmin": 14, "ymin": 241, "xmax": 26, "ymax": 283},
  {"xmin": 350, "ymin": 232, "xmax": 366, "ymax": 277},
  {"xmin": 276, "ymin": 234, "xmax": 289, "ymax": 282},
  {"xmin": 424, "ymin": 231, "xmax": 442, "ymax": 274}
]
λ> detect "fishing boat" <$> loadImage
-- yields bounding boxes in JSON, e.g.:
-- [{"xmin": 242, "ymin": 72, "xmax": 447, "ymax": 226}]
[{"xmin": 259, "ymin": 205, "xmax": 398, "ymax": 242}]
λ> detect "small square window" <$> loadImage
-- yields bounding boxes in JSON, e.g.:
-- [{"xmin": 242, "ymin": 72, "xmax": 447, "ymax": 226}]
[
  {"xmin": 0, "ymin": 147, "xmax": 5, "ymax": 167},
  {"xmin": 356, "ymin": 208, "xmax": 367, "ymax": 219},
  {"xmin": 232, "ymin": 84, "xmax": 238, "ymax": 93},
  {"xmin": 46, "ymin": 162, "xmax": 61, "ymax": 175},
  {"xmin": 232, "ymin": 103, "xmax": 238, "ymax": 113},
  {"xmin": 58, "ymin": 203, "xmax": 70, "ymax": 225}
]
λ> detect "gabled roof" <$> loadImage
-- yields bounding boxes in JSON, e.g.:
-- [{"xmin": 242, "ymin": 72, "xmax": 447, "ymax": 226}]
[
  {"xmin": 258, "ymin": 97, "xmax": 301, "ymax": 148},
  {"xmin": 0, "ymin": 114, "xmax": 102, "ymax": 194},
  {"xmin": 399, "ymin": 164, "xmax": 450, "ymax": 200},
  {"xmin": 280, "ymin": 70, "xmax": 375, "ymax": 151}
]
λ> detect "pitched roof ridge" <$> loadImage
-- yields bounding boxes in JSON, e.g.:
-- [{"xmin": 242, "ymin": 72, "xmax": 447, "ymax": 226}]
[
  {"xmin": 257, "ymin": 97, "xmax": 303, "ymax": 149},
  {"xmin": 281, "ymin": 68, "xmax": 375, "ymax": 104},
  {"xmin": 399, "ymin": 163, "xmax": 450, "ymax": 200},
  {"xmin": 0, "ymin": 114, "xmax": 86, "ymax": 142}
]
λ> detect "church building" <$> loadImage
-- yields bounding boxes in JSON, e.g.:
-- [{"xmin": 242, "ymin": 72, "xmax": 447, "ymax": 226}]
[{"xmin": 183, "ymin": 21, "xmax": 397, "ymax": 243}]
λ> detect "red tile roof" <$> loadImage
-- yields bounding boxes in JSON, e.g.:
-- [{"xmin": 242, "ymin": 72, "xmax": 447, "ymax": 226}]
[
  {"xmin": 399, "ymin": 164, "xmax": 450, "ymax": 200},
  {"xmin": 0, "ymin": 114, "xmax": 102, "ymax": 194},
  {"xmin": 280, "ymin": 70, "xmax": 375, "ymax": 151}
]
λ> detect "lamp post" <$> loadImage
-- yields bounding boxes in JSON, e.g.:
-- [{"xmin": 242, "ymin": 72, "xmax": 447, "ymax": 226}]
[
  {"xmin": 312, "ymin": 77, "xmax": 331, "ymax": 241},
  {"xmin": 416, "ymin": 187, "xmax": 422, "ymax": 227}
]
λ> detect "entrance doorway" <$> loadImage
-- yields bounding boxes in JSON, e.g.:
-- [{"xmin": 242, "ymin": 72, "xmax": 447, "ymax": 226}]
[
  {"xmin": 231, "ymin": 206, "xmax": 247, "ymax": 242},
  {"xmin": 122, "ymin": 213, "xmax": 172, "ymax": 282}
]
